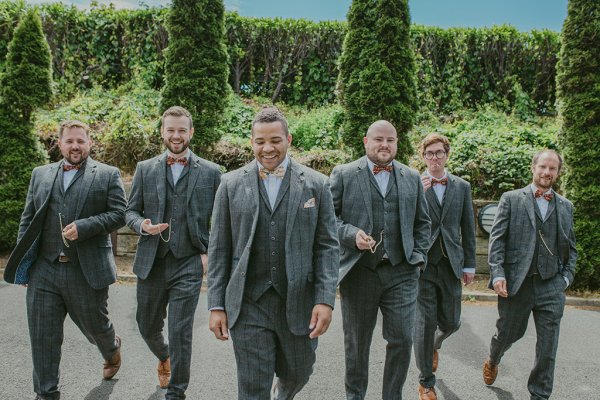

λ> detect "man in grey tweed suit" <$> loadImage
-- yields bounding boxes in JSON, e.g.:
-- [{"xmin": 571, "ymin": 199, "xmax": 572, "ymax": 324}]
[
  {"xmin": 126, "ymin": 106, "xmax": 221, "ymax": 399},
  {"xmin": 483, "ymin": 149, "xmax": 577, "ymax": 400},
  {"xmin": 207, "ymin": 107, "xmax": 339, "ymax": 400},
  {"xmin": 330, "ymin": 120, "xmax": 431, "ymax": 400},
  {"xmin": 4, "ymin": 120, "xmax": 126, "ymax": 400},
  {"xmin": 413, "ymin": 133, "xmax": 476, "ymax": 400}
]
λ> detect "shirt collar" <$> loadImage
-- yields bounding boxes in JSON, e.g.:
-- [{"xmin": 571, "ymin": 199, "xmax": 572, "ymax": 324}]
[
  {"xmin": 167, "ymin": 148, "xmax": 191, "ymax": 160},
  {"xmin": 426, "ymin": 169, "xmax": 447, "ymax": 180},
  {"xmin": 366, "ymin": 158, "xmax": 393, "ymax": 174},
  {"xmin": 531, "ymin": 183, "xmax": 552, "ymax": 196}
]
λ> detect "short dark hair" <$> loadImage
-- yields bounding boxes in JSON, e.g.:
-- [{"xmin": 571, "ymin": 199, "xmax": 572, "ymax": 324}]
[
  {"xmin": 532, "ymin": 149, "xmax": 563, "ymax": 172},
  {"xmin": 251, "ymin": 106, "xmax": 289, "ymax": 136},
  {"xmin": 59, "ymin": 120, "xmax": 90, "ymax": 138},
  {"xmin": 161, "ymin": 106, "xmax": 193, "ymax": 129}
]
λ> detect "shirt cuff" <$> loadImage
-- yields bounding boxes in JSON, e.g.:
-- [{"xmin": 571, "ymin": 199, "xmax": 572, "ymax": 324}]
[
  {"xmin": 209, "ymin": 307, "xmax": 225, "ymax": 311},
  {"xmin": 462, "ymin": 267, "xmax": 475, "ymax": 274},
  {"xmin": 492, "ymin": 277, "xmax": 506, "ymax": 284},
  {"xmin": 563, "ymin": 276, "xmax": 569, "ymax": 288}
]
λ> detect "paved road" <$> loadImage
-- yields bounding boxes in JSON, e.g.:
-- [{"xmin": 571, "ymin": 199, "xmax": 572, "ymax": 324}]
[{"xmin": 0, "ymin": 282, "xmax": 598, "ymax": 400}]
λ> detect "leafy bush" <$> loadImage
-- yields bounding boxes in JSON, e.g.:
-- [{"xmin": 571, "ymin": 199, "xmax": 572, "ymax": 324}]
[
  {"xmin": 287, "ymin": 104, "xmax": 344, "ymax": 150},
  {"xmin": 411, "ymin": 108, "xmax": 558, "ymax": 199},
  {"xmin": 160, "ymin": 0, "xmax": 229, "ymax": 150},
  {"xmin": 338, "ymin": 0, "xmax": 417, "ymax": 161},
  {"xmin": 556, "ymin": 0, "xmax": 600, "ymax": 290}
]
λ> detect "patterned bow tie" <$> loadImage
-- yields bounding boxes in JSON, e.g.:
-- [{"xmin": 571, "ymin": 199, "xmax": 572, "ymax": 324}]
[
  {"xmin": 373, "ymin": 165, "xmax": 393, "ymax": 175},
  {"xmin": 63, "ymin": 163, "xmax": 81, "ymax": 171},
  {"xmin": 166, "ymin": 156, "xmax": 188, "ymax": 166},
  {"xmin": 259, "ymin": 166, "xmax": 285, "ymax": 180},
  {"xmin": 534, "ymin": 189, "xmax": 553, "ymax": 201},
  {"xmin": 431, "ymin": 177, "xmax": 448, "ymax": 186}
]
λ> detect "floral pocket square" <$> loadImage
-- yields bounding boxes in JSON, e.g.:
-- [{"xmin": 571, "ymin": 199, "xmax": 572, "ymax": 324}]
[{"xmin": 303, "ymin": 197, "xmax": 316, "ymax": 208}]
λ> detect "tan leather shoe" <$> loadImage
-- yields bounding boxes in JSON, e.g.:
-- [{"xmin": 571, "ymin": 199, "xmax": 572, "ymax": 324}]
[
  {"xmin": 483, "ymin": 358, "xmax": 499, "ymax": 385},
  {"xmin": 418, "ymin": 384, "xmax": 437, "ymax": 400},
  {"xmin": 158, "ymin": 357, "xmax": 171, "ymax": 389},
  {"xmin": 432, "ymin": 349, "xmax": 439, "ymax": 372},
  {"xmin": 103, "ymin": 335, "xmax": 121, "ymax": 380}
]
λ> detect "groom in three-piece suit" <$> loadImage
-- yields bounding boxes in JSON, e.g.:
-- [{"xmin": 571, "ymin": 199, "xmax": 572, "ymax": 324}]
[
  {"xmin": 413, "ymin": 133, "xmax": 477, "ymax": 400},
  {"xmin": 330, "ymin": 120, "xmax": 431, "ymax": 400},
  {"xmin": 483, "ymin": 149, "xmax": 577, "ymax": 400},
  {"xmin": 126, "ymin": 106, "xmax": 221, "ymax": 399},
  {"xmin": 207, "ymin": 107, "xmax": 339, "ymax": 399},
  {"xmin": 4, "ymin": 120, "xmax": 126, "ymax": 400}
]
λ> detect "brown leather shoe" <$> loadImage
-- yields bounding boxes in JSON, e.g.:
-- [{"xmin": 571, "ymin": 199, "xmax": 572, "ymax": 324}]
[
  {"xmin": 483, "ymin": 358, "xmax": 498, "ymax": 385},
  {"xmin": 158, "ymin": 357, "xmax": 171, "ymax": 389},
  {"xmin": 418, "ymin": 384, "xmax": 437, "ymax": 400},
  {"xmin": 103, "ymin": 335, "xmax": 121, "ymax": 380},
  {"xmin": 432, "ymin": 349, "xmax": 439, "ymax": 372}
]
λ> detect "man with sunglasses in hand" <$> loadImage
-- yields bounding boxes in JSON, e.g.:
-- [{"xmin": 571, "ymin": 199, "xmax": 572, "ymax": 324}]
[{"xmin": 330, "ymin": 120, "xmax": 431, "ymax": 400}]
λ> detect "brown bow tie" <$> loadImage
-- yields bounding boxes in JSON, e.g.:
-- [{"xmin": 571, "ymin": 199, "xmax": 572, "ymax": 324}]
[
  {"xmin": 166, "ymin": 156, "xmax": 188, "ymax": 166},
  {"xmin": 63, "ymin": 164, "xmax": 81, "ymax": 172},
  {"xmin": 534, "ymin": 189, "xmax": 553, "ymax": 201},
  {"xmin": 259, "ymin": 166, "xmax": 285, "ymax": 180},
  {"xmin": 373, "ymin": 165, "xmax": 393, "ymax": 175},
  {"xmin": 431, "ymin": 177, "xmax": 448, "ymax": 186}
]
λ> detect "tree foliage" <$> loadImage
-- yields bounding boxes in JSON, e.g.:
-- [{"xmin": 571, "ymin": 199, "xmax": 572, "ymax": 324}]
[
  {"xmin": 556, "ymin": 0, "xmax": 600, "ymax": 290},
  {"xmin": 338, "ymin": 0, "xmax": 417, "ymax": 161},
  {"xmin": 160, "ymin": 0, "xmax": 229, "ymax": 149},
  {"xmin": 0, "ymin": 8, "xmax": 51, "ymax": 250}
]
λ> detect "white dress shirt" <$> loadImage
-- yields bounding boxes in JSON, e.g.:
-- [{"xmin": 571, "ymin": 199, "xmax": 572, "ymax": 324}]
[
  {"xmin": 258, "ymin": 156, "xmax": 289, "ymax": 209},
  {"xmin": 168, "ymin": 149, "xmax": 190, "ymax": 185},
  {"xmin": 367, "ymin": 158, "xmax": 392, "ymax": 195}
]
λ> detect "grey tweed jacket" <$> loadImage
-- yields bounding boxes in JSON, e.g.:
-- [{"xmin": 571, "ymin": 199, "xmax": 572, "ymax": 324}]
[
  {"xmin": 330, "ymin": 156, "xmax": 431, "ymax": 283},
  {"xmin": 207, "ymin": 159, "xmax": 339, "ymax": 335},
  {"xmin": 4, "ymin": 158, "xmax": 126, "ymax": 288},
  {"xmin": 488, "ymin": 186, "xmax": 577, "ymax": 296},
  {"xmin": 125, "ymin": 151, "xmax": 221, "ymax": 279}
]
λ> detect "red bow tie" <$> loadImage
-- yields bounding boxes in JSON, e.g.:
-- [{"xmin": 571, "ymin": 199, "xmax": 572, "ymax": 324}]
[
  {"xmin": 534, "ymin": 189, "xmax": 553, "ymax": 201},
  {"xmin": 373, "ymin": 165, "xmax": 393, "ymax": 175},
  {"xmin": 63, "ymin": 164, "xmax": 81, "ymax": 171},
  {"xmin": 431, "ymin": 177, "xmax": 448, "ymax": 186},
  {"xmin": 167, "ymin": 156, "xmax": 188, "ymax": 166}
]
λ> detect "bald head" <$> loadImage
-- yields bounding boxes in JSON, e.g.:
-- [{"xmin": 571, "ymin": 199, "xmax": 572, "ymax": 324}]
[
  {"xmin": 366, "ymin": 120, "xmax": 397, "ymax": 138},
  {"xmin": 363, "ymin": 120, "xmax": 398, "ymax": 166}
]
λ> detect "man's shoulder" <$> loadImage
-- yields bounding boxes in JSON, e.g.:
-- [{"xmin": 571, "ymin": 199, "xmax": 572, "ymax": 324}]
[
  {"xmin": 292, "ymin": 159, "xmax": 327, "ymax": 183},
  {"xmin": 191, "ymin": 152, "xmax": 221, "ymax": 173},
  {"xmin": 88, "ymin": 158, "xmax": 120, "ymax": 174},
  {"xmin": 333, "ymin": 157, "xmax": 363, "ymax": 172},
  {"xmin": 393, "ymin": 160, "xmax": 420, "ymax": 179},
  {"xmin": 448, "ymin": 173, "xmax": 471, "ymax": 189},
  {"xmin": 554, "ymin": 191, "xmax": 574, "ymax": 208}
]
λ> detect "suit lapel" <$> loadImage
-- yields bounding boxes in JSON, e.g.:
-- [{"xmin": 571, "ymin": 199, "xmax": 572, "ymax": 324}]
[
  {"xmin": 186, "ymin": 152, "xmax": 203, "ymax": 204},
  {"xmin": 242, "ymin": 160, "xmax": 260, "ymax": 223},
  {"xmin": 439, "ymin": 174, "xmax": 455, "ymax": 222},
  {"xmin": 75, "ymin": 158, "xmax": 97, "ymax": 218},
  {"xmin": 285, "ymin": 160, "xmax": 304, "ymax": 243},
  {"xmin": 155, "ymin": 153, "xmax": 168, "ymax": 218},
  {"xmin": 393, "ymin": 160, "xmax": 407, "ymax": 223},
  {"xmin": 521, "ymin": 188, "xmax": 536, "ymax": 228},
  {"xmin": 357, "ymin": 157, "xmax": 374, "ymax": 227}
]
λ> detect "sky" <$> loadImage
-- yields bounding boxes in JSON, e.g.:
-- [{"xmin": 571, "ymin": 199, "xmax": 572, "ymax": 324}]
[{"xmin": 27, "ymin": 0, "xmax": 569, "ymax": 32}]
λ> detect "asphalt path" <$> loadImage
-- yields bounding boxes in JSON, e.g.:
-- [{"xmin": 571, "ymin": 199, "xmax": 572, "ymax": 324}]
[{"xmin": 0, "ymin": 282, "xmax": 598, "ymax": 400}]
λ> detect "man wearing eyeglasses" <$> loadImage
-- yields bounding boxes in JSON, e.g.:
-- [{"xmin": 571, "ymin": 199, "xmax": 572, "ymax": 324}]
[
  {"xmin": 330, "ymin": 120, "xmax": 431, "ymax": 400},
  {"xmin": 4, "ymin": 120, "xmax": 127, "ymax": 400},
  {"xmin": 482, "ymin": 149, "xmax": 576, "ymax": 400},
  {"xmin": 125, "ymin": 106, "xmax": 221, "ymax": 399},
  {"xmin": 413, "ymin": 133, "xmax": 477, "ymax": 400}
]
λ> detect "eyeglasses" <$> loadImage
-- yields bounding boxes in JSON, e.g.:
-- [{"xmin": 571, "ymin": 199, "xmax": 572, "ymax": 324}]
[{"xmin": 423, "ymin": 150, "xmax": 447, "ymax": 160}]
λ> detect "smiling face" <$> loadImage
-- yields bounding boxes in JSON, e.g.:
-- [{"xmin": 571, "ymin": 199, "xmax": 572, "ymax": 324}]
[
  {"xmin": 363, "ymin": 121, "xmax": 398, "ymax": 166},
  {"xmin": 161, "ymin": 115, "xmax": 194, "ymax": 155},
  {"xmin": 532, "ymin": 151, "xmax": 561, "ymax": 191},
  {"xmin": 58, "ymin": 126, "xmax": 92, "ymax": 165},
  {"xmin": 251, "ymin": 121, "xmax": 292, "ymax": 170}
]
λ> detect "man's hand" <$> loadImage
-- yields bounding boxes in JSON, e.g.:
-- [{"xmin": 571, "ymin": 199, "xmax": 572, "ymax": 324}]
[
  {"xmin": 209, "ymin": 310, "xmax": 229, "ymax": 340},
  {"xmin": 141, "ymin": 219, "xmax": 169, "ymax": 235},
  {"xmin": 201, "ymin": 254, "xmax": 208, "ymax": 275},
  {"xmin": 421, "ymin": 175, "xmax": 432, "ymax": 192},
  {"xmin": 62, "ymin": 222, "xmax": 79, "ymax": 241},
  {"xmin": 355, "ymin": 230, "xmax": 375, "ymax": 251},
  {"xmin": 309, "ymin": 304, "xmax": 333, "ymax": 339},
  {"xmin": 493, "ymin": 279, "xmax": 508, "ymax": 298},
  {"xmin": 463, "ymin": 272, "xmax": 475, "ymax": 286}
]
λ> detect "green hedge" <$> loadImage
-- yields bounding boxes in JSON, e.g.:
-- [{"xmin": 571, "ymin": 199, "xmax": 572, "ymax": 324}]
[{"xmin": 0, "ymin": 1, "xmax": 560, "ymax": 114}]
